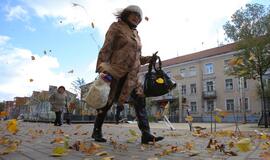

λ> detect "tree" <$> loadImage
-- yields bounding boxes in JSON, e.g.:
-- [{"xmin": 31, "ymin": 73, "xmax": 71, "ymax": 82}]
[
  {"xmin": 0, "ymin": 102, "xmax": 4, "ymax": 112},
  {"xmin": 71, "ymin": 77, "xmax": 86, "ymax": 99},
  {"xmin": 223, "ymin": 3, "xmax": 270, "ymax": 127}
]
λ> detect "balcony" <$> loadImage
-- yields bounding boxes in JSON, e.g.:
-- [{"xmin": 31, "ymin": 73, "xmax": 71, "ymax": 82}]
[{"xmin": 202, "ymin": 90, "xmax": 217, "ymax": 99}]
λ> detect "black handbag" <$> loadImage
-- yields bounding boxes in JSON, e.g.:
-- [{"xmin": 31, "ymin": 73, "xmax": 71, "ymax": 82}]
[{"xmin": 144, "ymin": 56, "xmax": 176, "ymax": 97}]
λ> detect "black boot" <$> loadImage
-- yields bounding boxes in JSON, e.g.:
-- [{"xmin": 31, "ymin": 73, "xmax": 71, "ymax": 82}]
[
  {"xmin": 91, "ymin": 129, "xmax": 107, "ymax": 142},
  {"xmin": 141, "ymin": 132, "xmax": 164, "ymax": 144}
]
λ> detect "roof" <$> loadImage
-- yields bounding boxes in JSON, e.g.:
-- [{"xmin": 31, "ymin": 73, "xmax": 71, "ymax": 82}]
[{"xmin": 140, "ymin": 42, "xmax": 237, "ymax": 72}]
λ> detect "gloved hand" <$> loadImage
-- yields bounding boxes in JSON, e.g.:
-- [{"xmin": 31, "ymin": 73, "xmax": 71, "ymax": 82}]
[{"xmin": 151, "ymin": 51, "xmax": 159, "ymax": 63}]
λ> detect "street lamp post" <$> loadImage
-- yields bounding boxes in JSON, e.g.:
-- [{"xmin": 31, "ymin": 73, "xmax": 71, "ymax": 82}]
[{"xmin": 174, "ymin": 75, "xmax": 183, "ymax": 122}]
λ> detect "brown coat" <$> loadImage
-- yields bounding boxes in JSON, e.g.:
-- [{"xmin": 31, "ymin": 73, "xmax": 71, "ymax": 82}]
[{"xmin": 96, "ymin": 20, "xmax": 152, "ymax": 106}]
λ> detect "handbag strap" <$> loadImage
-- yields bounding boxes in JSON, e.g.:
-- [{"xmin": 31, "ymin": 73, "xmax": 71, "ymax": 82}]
[
  {"xmin": 148, "ymin": 56, "xmax": 162, "ymax": 73},
  {"xmin": 153, "ymin": 56, "xmax": 162, "ymax": 71}
]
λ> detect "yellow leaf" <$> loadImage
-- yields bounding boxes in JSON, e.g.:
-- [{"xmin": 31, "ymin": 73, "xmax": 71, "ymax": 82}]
[
  {"xmin": 228, "ymin": 58, "xmax": 237, "ymax": 66},
  {"xmin": 129, "ymin": 129, "xmax": 138, "ymax": 137},
  {"xmin": 101, "ymin": 156, "xmax": 114, "ymax": 160},
  {"xmin": 185, "ymin": 116, "xmax": 193, "ymax": 122},
  {"xmin": 127, "ymin": 136, "xmax": 137, "ymax": 143},
  {"xmin": 7, "ymin": 119, "xmax": 18, "ymax": 134},
  {"xmin": 96, "ymin": 151, "xmax": 108, "ymax": 156},
  {"xmin": 51, "ymin": 146, "xmax": 67, "ymax": 157},
  {"xmin": 249, "ymin": 52, "xmax": 256, "ymax": 61},
  {"xmin": 236, "ymin": 138, "xmax": 252, "ymax": 152},
  {"xmin": 236, "ymin": 58, "xmax": 244, "ymax": 65},
  {"xmin": 261, "ymin": 133, "xmax": 268, "ymax": 140},
  {"xmin": 214, "ymin": 115, "xmax": 222, "ymax": 123}
]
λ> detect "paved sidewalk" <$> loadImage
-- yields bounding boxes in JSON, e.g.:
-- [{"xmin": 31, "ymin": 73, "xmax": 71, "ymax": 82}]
[{"xmin": 0, "ymin": 121, "xmax": 269, "ymax": 160}]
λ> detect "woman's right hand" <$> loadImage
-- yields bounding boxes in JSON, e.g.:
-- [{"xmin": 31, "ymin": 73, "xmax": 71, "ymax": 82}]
[{"xmin": 151, "ymin": 51, "xmax": 159, "ymax": 63}]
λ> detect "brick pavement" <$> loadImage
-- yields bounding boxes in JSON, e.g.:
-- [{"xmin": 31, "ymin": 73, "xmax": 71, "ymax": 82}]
[{"xmin": 0, "ymin": 121, "xmax": 269, "ymax": 160}]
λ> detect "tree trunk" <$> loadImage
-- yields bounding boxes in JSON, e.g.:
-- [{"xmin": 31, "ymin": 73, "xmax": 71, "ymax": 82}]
[{"xmin": 260, "ymin": 74, "xmax": 268, "ymax": 128}]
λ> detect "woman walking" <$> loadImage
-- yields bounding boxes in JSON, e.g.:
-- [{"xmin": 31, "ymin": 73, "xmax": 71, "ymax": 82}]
[
  {"xmin": 92, "ymin": 5, "xmax": 164, "ymax": 144},
  {"xmin": 49, "ymin": 86, "xmax": 67, "ymax": 126}
]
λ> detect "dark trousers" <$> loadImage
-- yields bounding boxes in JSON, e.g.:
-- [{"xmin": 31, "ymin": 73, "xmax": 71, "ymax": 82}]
[
  {"xmin": 93, "ymin": 90, "xmax": 150, "ymax": 134},
  {"xmin": 54, "ymin": 111, "xmax": 62, "ymax": 125}
]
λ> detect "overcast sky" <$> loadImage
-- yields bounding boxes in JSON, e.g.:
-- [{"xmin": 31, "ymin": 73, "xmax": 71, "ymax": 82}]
[{"xmin": 0, "ymin": 0, "xmax": 269, "ymax": 100}]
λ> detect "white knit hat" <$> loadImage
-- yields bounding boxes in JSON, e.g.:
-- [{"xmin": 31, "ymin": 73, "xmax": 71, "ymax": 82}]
[{"xmin": 124, "ymin": 5, "xmax": 143, "ymax": 19}]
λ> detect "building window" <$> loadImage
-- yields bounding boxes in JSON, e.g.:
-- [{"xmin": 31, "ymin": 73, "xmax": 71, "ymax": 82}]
[
  {"xmin": 206, "ymin": 81, "xmax": 214, "ymax": 92},
  {"xmin": 239, "ymin": 98, "xmax": 249, "ymax": 111},
  {"xmin": 238, "ymin": 77, "xmax": 248, "ymax": 89},
  {"xmin": 244, "ymin": 98, "xmax": 249, "ymax": 111},
  {"xmin": 181, "ymin": 85, "xmax": 186, "ymax": 95},
  {"xmin": 205, "ymin": 63, "xmax": 214, "ymax": 74},
  {"xmin": 226, "ymin": 99, "xmax": 234, "ymax": 111},
  {"xmin": 180, "ymin": 68, "xmax": 186, "ymax": 77},
  {"xmin": 190, "ymin": 83, "xmax": 196, "ymax": 94},
  {"xmin": 190, "ymin": 102, "xmax": 197, "ymax": 112},
  {"xmin": 189, "ymin": 66, "xmax": 196, "ymax": 76},
  {"xmin": 225, "ymin": 79, "xmax": 233, "ymax": 90},
  {"xmin": 206, "ymin": 100, "xmax": 214, "ymax": 112}
]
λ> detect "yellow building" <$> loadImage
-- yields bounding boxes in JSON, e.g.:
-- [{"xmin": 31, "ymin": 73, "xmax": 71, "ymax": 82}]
[{"xmin": 139, "ymin": 43, "xmax": 261, "ymax": 123}]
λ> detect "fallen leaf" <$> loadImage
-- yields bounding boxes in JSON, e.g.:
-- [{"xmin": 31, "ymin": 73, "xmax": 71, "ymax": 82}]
[
  {"xmin": 1, "ymin": 144, "xmax": 17, "ymax": 155},
  {"xmin": 129, "ymin": 129, "xmax": 138, "ymax": 137},
  {"xmin": 224, "ymin": 151, "xmax": 237, "ymax": 156},
  {"xmin": 81, "ymin": 131, "xmax": 89, "ymax": 135},
  {"xmin": 260, "ymin": 142, "xmax": 270, "ymax": 150},
  {"xmin": 260, "ymin": 151, "xmax": 270, "ymax": 160},
  {"xmin": 127, "ymin": 136, "xmax": 137, "ymax": 143},
  {"xmin": 95, "ymin": 151, "xmax": 108, "ymax": 156},
  {"xmin": 184, "ymin": 142, "xmax": 194, "ymax": 150},
  {"xmin": 261, "ymin": 133, "xmax": 268, "ymax": 140},
  {"xmin": 76, "ymin": 125, "xmax": 82, "ymax": 130},
  {"xmin": 51, "ymin": 137, "xmax": 64, "ymax": 144},
  {"xmin": 188, "ymin": 151, "xmax": 200, "ymax": 157},
  {"xmin": 7, "ymin": 119, "xmax": 18, "ymax": 134},
  {"xmin": 51, "ymin": 146, "xmax": 67, "ymax": 157},
  {"xmin": 101, "ymin": 156, "xmax": 114, "ymax": 160},
  {"xmin": 236, "ymin": 138, "xmax": 252, "ymax": 152}
]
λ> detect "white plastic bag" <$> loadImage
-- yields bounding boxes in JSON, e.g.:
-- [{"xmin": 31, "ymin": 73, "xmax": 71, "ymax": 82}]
[{"xmin": 83, "ymin": 75, "xmax": 110, "ymax": 109}]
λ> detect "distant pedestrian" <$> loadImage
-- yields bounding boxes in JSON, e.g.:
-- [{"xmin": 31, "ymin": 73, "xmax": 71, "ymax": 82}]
[{"xmin": 49, "ymin": 86, "xmax": 67, "ymax": 126}]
